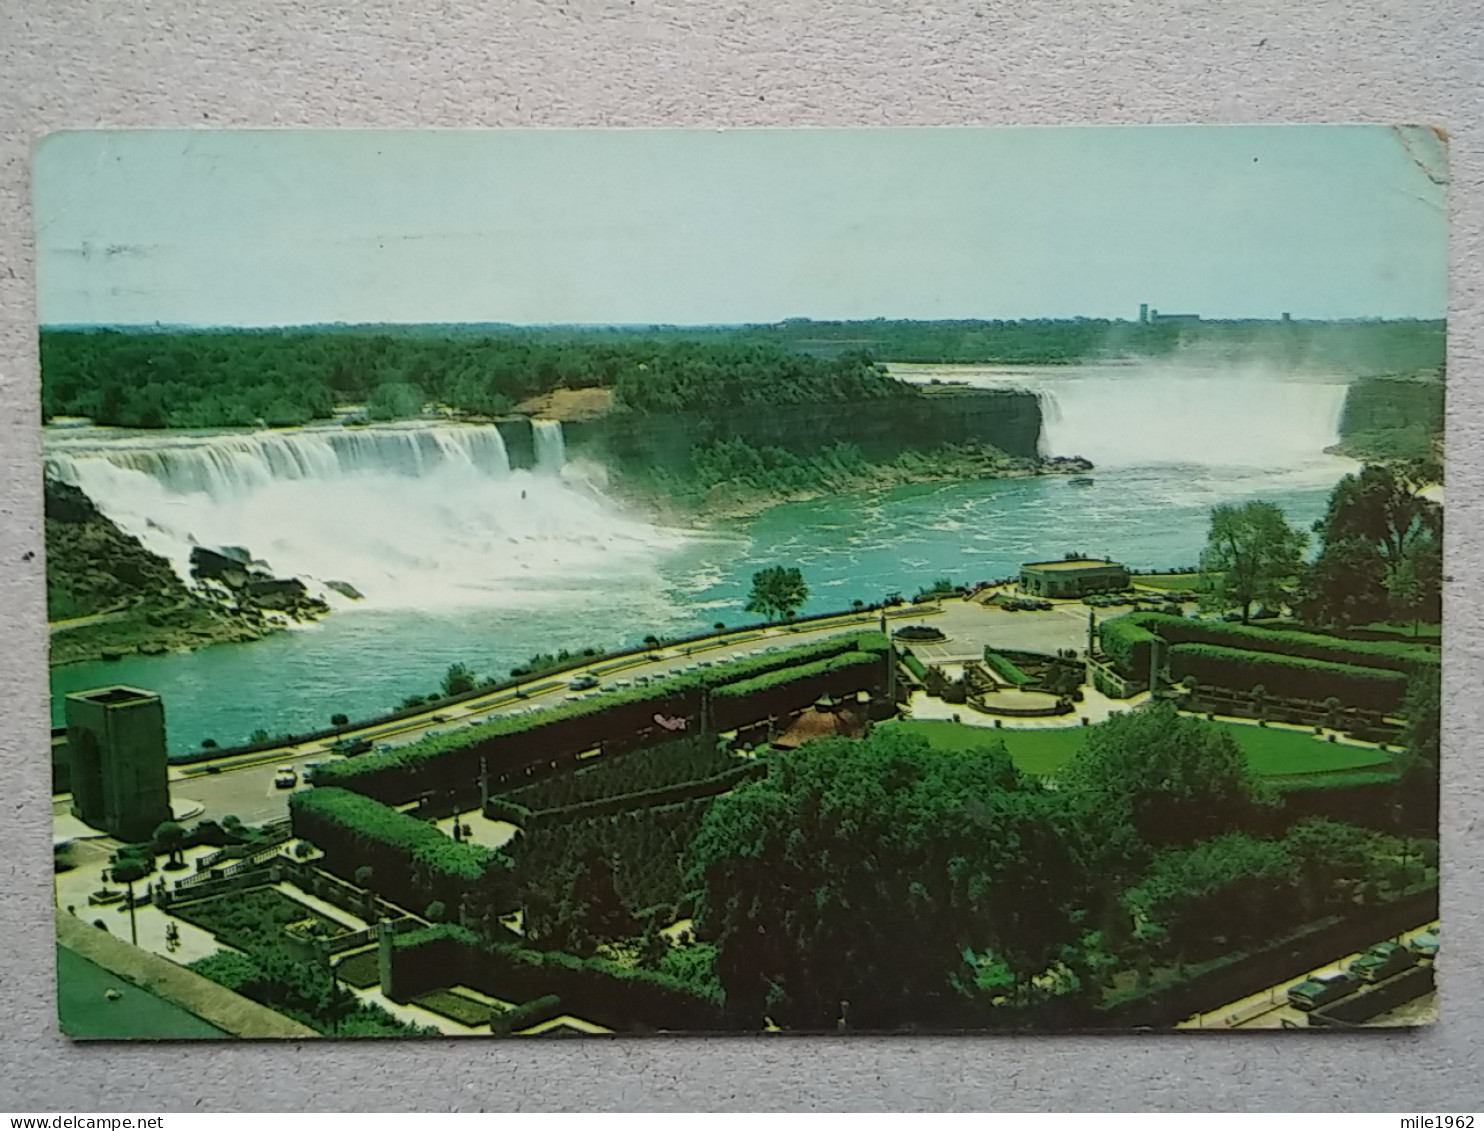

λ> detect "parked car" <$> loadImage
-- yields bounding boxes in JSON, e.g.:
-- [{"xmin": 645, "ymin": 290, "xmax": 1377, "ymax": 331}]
[
  {"xmin": 1409, "ymin": 927, "xmax": 1440, "ymax": 961},
  {"xmin": 1348, "ymin": 941, "xmax": 1417, "ymax": 983},
  {"xmin": 273, "ymin": 766, "xmax": 298, "ymax": 789},
  {"xmin": 302, "ymin": 760, "xmax": 328, "ymax": 782},
  {"xmin": 570, "ymin": 675, "xmax": 600, "ymax": 691},
  {"xmin": 1287, "ymin": 971, "xmax": 1357, "ymax": 1011}
]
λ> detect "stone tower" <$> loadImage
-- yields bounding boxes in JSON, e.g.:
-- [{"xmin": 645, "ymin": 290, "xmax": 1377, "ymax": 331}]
[{"xmin": 66, "ymin": 686, "xmax": 171, "ymax": 843}]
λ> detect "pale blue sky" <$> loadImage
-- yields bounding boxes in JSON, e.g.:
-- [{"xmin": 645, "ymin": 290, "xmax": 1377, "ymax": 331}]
[{"xmin": 34, "ymin": 126, "xmax": 1447, "ymax": 327}]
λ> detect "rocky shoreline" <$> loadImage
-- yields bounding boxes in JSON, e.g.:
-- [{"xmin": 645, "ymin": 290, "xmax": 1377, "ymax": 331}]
[
  {"xmin": 45, "ymin": 479, "xmax": 332, "ymax": 667},
  {"xmin": 619, "ymin": 450, "xmax": 1094, "ymax": 526}
]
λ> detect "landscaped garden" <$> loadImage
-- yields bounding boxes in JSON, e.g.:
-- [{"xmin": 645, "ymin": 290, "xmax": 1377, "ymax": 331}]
[{"xmin": 886, "ymin": 717, "xmax": 1395, "ymax": 781}]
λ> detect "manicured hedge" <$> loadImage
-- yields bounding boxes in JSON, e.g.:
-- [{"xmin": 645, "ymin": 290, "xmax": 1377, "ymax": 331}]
[
  {"xmin": 711, "ymin": 650, "xmax": 881, "ymax": 700},
  {"xmin": 982, "ymin": 648, "xmax": 1032, "ymax": 687},
  {"xmin": 483, "ymin": 796, "xmax": 534, "ymax": 824},
  {"xmin": 1167, "ymin": 644, "xmax": 1409, "ymax": 714},
  {"xmin": 492, "ymin": 993, "xmax": 564, "ymax": 1034},
  {"xmin": 1125, "ymin": 613, "xmax": 1437, "ymax": 675},
  {"xmin": 392, "ymin": 925, "xmax": 731, "ymax": 1031},
  {"xmin": 901, "ymin": 649, "xmax": 929, "ymax": 682},
  {"xmin": 290, "ymin": 787, "xmax": 510, "ymax": 910},
  {"xmin": 1098, "ymin": 616, "xmax": 1160, "ymax": 678},
  {"xmin": 520, "ymin": 763, "xmax": 765, "ymax": 826}
]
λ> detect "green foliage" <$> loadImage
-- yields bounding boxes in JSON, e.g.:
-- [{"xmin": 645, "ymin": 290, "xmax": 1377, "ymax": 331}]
[
  {"xmin": 173, "ymin": 889, "xmax": 338, "ymax": 953},
  {"xmin": 1108, "ymin": 611, "xmax": 1437, "ymax": 675},
  {"xmin": 508, "ymin": 646, "xmax": 601, "ymax": 678},
  {"xmin": 1121, "ymin": 833, "xmax": 1300, "ymax": 963},
  {"xmin": 514, "ymin": 799, "xmax": 715, "ymax": 954},
  {"xmin": 1058, "ymin": 701, "xmax": 1271, "ymax": 853},
  {"xmin": 1301, "ymin": 463, "xmax": 1443, "ymax": 630},
  {"xmin": 39, "ymin": 322, "xmax": 1446, "ymax": 430},
  {"xmin": 393, "ymin": 923, "xmax": 727, "ymax": 1025},
  {"xmin": 710, "ymin": 649, "xmax": 879, "ymax": 700},
  {"xmin": 290, "ymin": 788, "xmax": 509, "ymax": 914},
  {"xmin": 502, "ymin": 735, "xmax": 737, "ymax": 812},
  {"xmin": 441, "ymin": 662, "xmax": 477, "ymax": 698},
  {"xmin": 1168, "ymin": 643, "xmax": 1409, "ymax": 713},
  {"xmin": 687, "ymin": 728, "xmax": 1079, "ymax": 1030},
  {"xmin": 314, "ymin": 631, "xmax": 886, "ymax": 790},
  {"xmin": 189, "ymin": 948, "xmax": 428, "ymax": 1036},
  {"xmin": 1121, "ymin": 817, "xmax": 1431, "ymax": 968},
  {"xmin": 152, "ymin": 821, "xmax": 187, "ymax": 866},
  {"xmin": 982, "ymin": 649, "xmax": 1033, "ymax": 687},
  {"xmin": 631, "ymin": 437, "xmax": 1019, "ymax": 512},
  {"xmin": 1198, "ymin": 501, "xmax": 1306, "ymax": 623},
  {"xmin": 745, "ymin": 566, "xmax": 810, "ymax": 622},
  {"xmin": 366, "ymin": 382, "xmax": 426, "ymax": 420},
  {"xmin": 655, "ymin": 943, "xmax": 722, "ymax": 998},
  {"xmin": 915, "ymin": 577, "xmax": 959, "ymax": 601},
  {"xmin": 491, "ymin": 993, "xmax": 564, "ymax": 1034},
  {"xmin": 901, "ymin": 649, "xmax": 929, "ymax": 681},
  {"xmin": 610, "ymin": 340, "xmax": 900, "ymax": 413},
  {"xmin": 1098, "ymin": 616, "xmax": 1160, "ymax": 678}
]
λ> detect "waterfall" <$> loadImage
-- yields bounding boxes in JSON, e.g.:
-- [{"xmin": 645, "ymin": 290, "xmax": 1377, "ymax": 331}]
[
  {"xmin": 1035, "ymin": 368, "xmax": 1351, "ymax": 470},
  {"xmin": 44, "ymin": 422, "xmax": 513, "ymax": 500},
  {"xmin": 890, "ymin": 361, "xmax": 1352, "ymax": 473},
  {"xmin": 532, "ymin": 419, "xmax": 567, "ymax": 473},
  {"xmin": 43, "ymin": 421, "xmax": 682, "ymax": 611}
]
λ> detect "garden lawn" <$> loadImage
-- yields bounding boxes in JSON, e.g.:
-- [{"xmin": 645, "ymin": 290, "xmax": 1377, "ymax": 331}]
[
  {"xmin": 1135, "ymin": 573, "xmax": 1204, "ymax": 592},
  {"xmin": 886, "ymin": 718, "xmax": 1395, "ymax": 779}
]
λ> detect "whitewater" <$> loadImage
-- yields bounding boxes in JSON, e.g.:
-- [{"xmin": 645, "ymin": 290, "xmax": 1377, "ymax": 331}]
[
  {"xmin": 46, "ymin": 363, "xmax": 1360, "ymax": 749},
  {"xmin": 45, "ymin": 421, "xmax": 685, "ymax": 611}
]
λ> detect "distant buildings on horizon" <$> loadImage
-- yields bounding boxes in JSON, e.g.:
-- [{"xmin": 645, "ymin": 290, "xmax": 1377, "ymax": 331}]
[{"xmin": 1137, "ymin": 303, "xmax": 1293, "ymax": 325}]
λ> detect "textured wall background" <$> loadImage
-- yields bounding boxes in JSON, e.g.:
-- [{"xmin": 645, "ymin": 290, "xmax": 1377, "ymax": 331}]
[{"xmin": 1, "ymin": 0, "xmax": 1480, "ymax": 1111}]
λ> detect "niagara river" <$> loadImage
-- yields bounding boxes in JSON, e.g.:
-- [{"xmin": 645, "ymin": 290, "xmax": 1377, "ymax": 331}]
[{"xmin": 46, "ymin": 363, "xmax": 1358, "ymax": 752}]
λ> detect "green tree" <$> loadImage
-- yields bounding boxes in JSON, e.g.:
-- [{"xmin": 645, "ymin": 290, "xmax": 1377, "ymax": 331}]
[
  {"xmin": 152, "ymin": 821, "xmax": 187, "ymax": 870},
  {"xmin": 1198, "ymin": 502, "xmax": 1306, "ymax": 624},
  {"xmin": 367, "ymin": 381, "xmax": 426, "ymax": 421},
  {"xmin": 1301, "ymin": 462, "xmax": 1442, "ymax": 629},
  {"xmin": 1396, "ymin": 664, "xmax": 1441, "ymax": 832},
  {"xmin": 441, "ymin": 663, "xmax": 477, "ymax": 698},
  {"xmin": 744, "ymin": 566, "xmax": 809, "ymax": 622},
  {"xmin": 687, "ymin": 729, "xmax": 1079, "ymax": 1029},
  {"xmin": 1058, "ymin": 701, "xmax": 1271, "ymax": 854},
  {"xmin": 1120, "ymin": 833, "xmax": 1298, "ymax": 967},
  {"xmin": 110, "ymin": 856, "xmax": 150, "ymax": 945}
]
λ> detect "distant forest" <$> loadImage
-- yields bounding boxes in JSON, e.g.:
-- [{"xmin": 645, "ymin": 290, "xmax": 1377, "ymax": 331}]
[{"xmin": 39, "ymin": 318, "xmax": 1445, "ymax": 430}]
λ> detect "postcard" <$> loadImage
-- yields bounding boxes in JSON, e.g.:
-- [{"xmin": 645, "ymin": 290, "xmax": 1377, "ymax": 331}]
[{"xmin": 39, "ymin": 126, "xmax": 1444, "ymax": 1037}]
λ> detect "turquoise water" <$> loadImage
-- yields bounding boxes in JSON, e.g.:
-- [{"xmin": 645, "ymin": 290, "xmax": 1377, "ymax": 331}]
[{"xmin": 51, "ymin": 461, "xmax": 1346, "ymax": 753}]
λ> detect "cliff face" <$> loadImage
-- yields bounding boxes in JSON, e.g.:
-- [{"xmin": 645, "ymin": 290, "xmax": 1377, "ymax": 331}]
[
  {"xmin": 1339, "ymin": 375, "xmax": 1443, "ymax": 436},
  {"xmin": 562, "ymin": 387, "xmax": 1043, "ymax": 472},
  {"xmin": 1335, "ymin": 375, "xmax": 1444, "ymax": 462}
]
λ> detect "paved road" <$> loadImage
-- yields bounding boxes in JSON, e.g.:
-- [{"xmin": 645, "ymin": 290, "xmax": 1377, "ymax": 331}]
[
  {"xmin": 1177, "ymin": 920, "xmax": 1439, "ymax": 1030},
  {"xmin": 165, "ymin": 610, "xmax": 902, "ymax": 824}
]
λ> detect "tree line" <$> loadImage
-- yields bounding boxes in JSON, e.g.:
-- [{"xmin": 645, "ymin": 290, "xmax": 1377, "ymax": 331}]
[
  {"xmin": 39, "ymin": 327, "xmax": 900, "ymax": 429},
  {"xmin": 43, "ymin": 319, "xmax": 1442, "ymax": 431},
  {"xmin": 682, "ymin": 703, "xmax": 1435, "ymax": 1030},
  {"xmin": 1198, "ymin": 460, "xmax": 1443, "ymax": 631}
]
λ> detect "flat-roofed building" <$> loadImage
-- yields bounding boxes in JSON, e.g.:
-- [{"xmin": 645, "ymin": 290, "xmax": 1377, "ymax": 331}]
[
  {"xmin": 66, "ymin": 686, "xmax": 171, "ymax": 842},
  {"xmin": 1019, "ymin": 558, "xmax": 1129, "ymax": 599}
]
